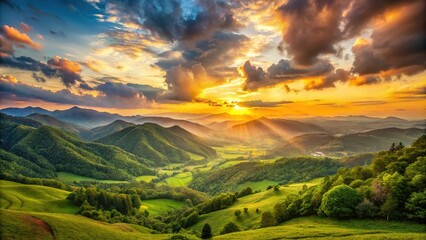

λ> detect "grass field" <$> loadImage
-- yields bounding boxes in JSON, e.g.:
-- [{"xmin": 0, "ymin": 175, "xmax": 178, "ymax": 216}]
[
  {"xmin": 160, "ymin": 171, "xmax": 193, "ymax": 187},
  {"xmin": 213, "ymin": 216, "xmax": 426, "ymax": 240},
  {"xmin": 191, "ymin": 179, "xmax": 322, "ymax": 234},
  {"xmin": 0, "ymin": 180, "xmax": 78, "ymax": 214},
  {"xmin": 56, "ymin": 172, "xmax": 129, "ymax": 184},
  {"xmin": 135, "ymin": 175, "xmax": 157, "ymax": 182},
  {"xmin": 0, "ymin": 209, "xmax": 168, "ymax": 240},
  {"xmin": 140, "ymin": 199, "xmax": 185, "ymax": 216},
  {"xmin": 236, "ymin": 180, "xmax": 279, "ymax": 192}
]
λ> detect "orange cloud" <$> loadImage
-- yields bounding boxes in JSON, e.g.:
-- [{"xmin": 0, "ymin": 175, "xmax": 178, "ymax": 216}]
[
  {"xmin": 0, "ymin": 75, "xmax": 18, "ymax": 84},
  {"xmin": 36, "ymin": 34, "xmax": 44, "ymax": 40},
  {"xmin": 2, "ymin": 25, "xmax": 42, "ymax": 50},
  {"xmin": 47, "ymin": 56, "xmax": 81, "ymax": 74}
]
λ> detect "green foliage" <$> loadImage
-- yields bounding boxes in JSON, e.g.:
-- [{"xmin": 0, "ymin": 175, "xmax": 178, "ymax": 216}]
[
  {"xmin": 260, "ymin": 211, "xmax": 275, "ymax": 228},
  {"xmin": 198, "ymin": 193, "xmax": 237, "ymax": 214},
  {"xmin": 271, "ymin": 135, "xmax": 426, "ymax": 224},
  {"xmin": 201, "ymin": 223, "xmax": 212, "ymax": 239},
  {"xmin": 234, "ymin": 210, "xmax": 241, "ymax": 218},
  {"xmin": 319, "ymin": 185, "xmax": 362, "ymax": 219},
  {"xmin": 220, "ymin": 222, "xmax": 240, "ymax": 235},
  {"xmin": 191, "ymin": 157, "xmax": 342, "ymax": 195}
]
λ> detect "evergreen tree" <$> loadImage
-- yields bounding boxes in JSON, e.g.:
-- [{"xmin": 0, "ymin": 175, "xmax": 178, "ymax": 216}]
[{"xmin": 201, "ymin": 223, "xmax": 212, "ymax": 239}]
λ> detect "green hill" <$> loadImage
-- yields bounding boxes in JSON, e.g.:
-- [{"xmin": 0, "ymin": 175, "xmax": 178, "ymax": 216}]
[
  {"xmin": 97, "ymin": 123, "xmax": 217, "ymax": 166},
  {"xmin": 190, "ymin": 157, "xmax": 342, "ymax": 195},
  {"xmin": 0, "ymin": 121, "xmax": 154, "ymax": 180},
  {"xmin": 273, "ymin": 127, "xmax": 425, "ymax": 156},
  {"xmin": 26, "ymin": 113, "xmax": 87, "ymax": 135},
  {"xmin": 84, "ymin": 120, "xmax": 135, "ymax": 140},
  {"xmin": 0, "ymin": 180, "xmax": 77, "ymax": 213},
  {"xmin": 212, "ymin": 216, "xmax": 426, "ymax": 240}
]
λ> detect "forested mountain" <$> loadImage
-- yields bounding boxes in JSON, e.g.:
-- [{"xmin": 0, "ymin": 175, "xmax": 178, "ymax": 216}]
[
  {"xmin": 0, "ymin": 106, "xmax": 51, "ymax": 117},
  {"xmin": 0, "ymin": 120, "xmax": 154, "ymax": 180},
  {"xmin": 273, "ymin": 128, "xmax": 425, "ymax": 156},
  {"xmin": 135, "ymin": 116, "xmax": 213, "ymax": 138},
  {"xmin": 298, "ymin": 116, "xmax": 425, "ymax": 134},
  {"xmin": 83, "ymin": 120, "xmax": 135, "ymax": 140},
  {"xmin": 96, "ymin": 123, "xmax": 217, "ymax": 166},
  {"xmin": 26, "ymin": 113, "xmax": 87, "ymax": 135},
  {"xmin": 228, "ymin": 117, "xmax": 325, "ymax": 142}
]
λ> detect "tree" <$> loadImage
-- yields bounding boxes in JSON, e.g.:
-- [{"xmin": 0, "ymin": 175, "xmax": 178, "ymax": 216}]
[
  {"xmin": 244, "ymin": 207, "xmax": 248, "ymax": 213},
  {"xmin": 220, "ymin": 222, "xmax": 240, "ymax": 234},
  {"xmin": 274, "ymin": 185, "xmax": 280, "ymax": 191},
  {"xmin": 319, "ymin": 185, "xmax": 362, "ymax": 219},
  {"xmin": 260, "ymin": 211, "xmax": 275, "ymax": 228},
  {"xmin": 201, "ymin": 223, "xmax": 212, "ymax": 239},
  {"xmin": 234, "ymin": 209, "xmax": 241, "ymax": 218}
]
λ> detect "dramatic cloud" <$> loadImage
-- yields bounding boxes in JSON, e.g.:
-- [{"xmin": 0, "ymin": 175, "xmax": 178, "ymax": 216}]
[
  {"xmin": 304, "ymin": 69, "xmax": 350, "ymax": 90},
  {"xmin": 276, "ymin": 0, "xmax": 347, "ymax": 65},
  {"xmin": 106, "ymin": 0, "xmax": 240, "ymax": 42},
  {"xmin": 0, "ymin": 55, "xmax": 83, "ymax": 87},
  {"xmin": 351, "ymin": 1, "xmax": 425, "ymax": 78},
  {"xmin": 1, "ymin": 25, "xmax": 42, "ymax": 50},
  {"xmin": 19, "ymin": 22, "xmax": 31, "ymax": 32},
  {"xmin": 240, "ymin": 59, "xmax": 335, "ymax": 91},
  {"xmin": 0, "ymin": 80, "xmax": 153, "ymax": 109},
  {"xmin": 164, "ymin": 63, "xmax": 215, "ymax": 101}
]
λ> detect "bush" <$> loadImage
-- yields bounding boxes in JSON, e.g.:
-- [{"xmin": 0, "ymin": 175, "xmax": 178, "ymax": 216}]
[
  {"xmin": 220, "ymin": 222, "xmax": 240, "ymax": 234},
  {"xmin": 234, "ymin": 209, "xmax": 241, "ymax": 218},
  {"xmin": 319, "ymin": 185, "xmax": 362, "ymax": 219},
  {"xmin": 260, "ymin": 211, "xmax": 275, "ymax": 228},
  {"xmin": 201, "ymin": 223, "xmax": 212, "ymax": 239}
]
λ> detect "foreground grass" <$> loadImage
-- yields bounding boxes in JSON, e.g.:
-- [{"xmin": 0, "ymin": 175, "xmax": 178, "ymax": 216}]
[
  {"xmin": 140, "ymin": 199, "xmax": 185, "ymax": 216},
  {"xmin": 0, "ymin": 209, "xmax": 168, "ymax": 240},
  {"xmin": 0, "ymin": 180, "xmax": 78, "ymax": 213},
  {"xmin": 213, "ymin": 216, "xmax": 426, "ymax": 240},
  {"xmin": 191, "ymin": 179, "xmax": 324, "ymax": 235}
]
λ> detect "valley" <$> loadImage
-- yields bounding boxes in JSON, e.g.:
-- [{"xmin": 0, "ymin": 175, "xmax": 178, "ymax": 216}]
[{"xmin": 0, "ymin": 106, "xmax": 425, "ymax": 240}]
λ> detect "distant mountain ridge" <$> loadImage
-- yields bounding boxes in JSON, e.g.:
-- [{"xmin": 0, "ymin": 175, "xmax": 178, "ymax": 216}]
[{"xmin": 272, "ymin": 127, "xmax": 425, "ymax": 157}]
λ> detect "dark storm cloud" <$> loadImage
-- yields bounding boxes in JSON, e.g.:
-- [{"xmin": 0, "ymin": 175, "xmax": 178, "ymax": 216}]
[
  {"xmin": 240, "ymin": 59, "xmax": 336, "ymax": 91},
  {"xmin": 108, "ymin": 0, "xmax": 240, "ymax": 42},
  {"xmin": 351, "ymin": 0, "xmax": 426, "ymax": 78},
  {"xmin": 275, "ymin": 0, "xmax": 424, "ymax": 70},
  {"xmin": 276, "ymin": 0, "xmax": 347, "ymax": 65}
]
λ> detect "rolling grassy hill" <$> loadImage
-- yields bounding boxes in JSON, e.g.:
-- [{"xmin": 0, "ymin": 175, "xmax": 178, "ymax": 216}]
[
  {"xmin": 190, "ymin": 157, "xmax": 342, "ymax": 194},
  {"xmin": 0, "ymin": 120, "xmax": 154, "ymax": 180},
  {"xmin": 140, "ymin": 199, "xmax": 185, "ymax": 216},
  {"xmin": 273, "ymin": 127, "xmax": 425, "ymax": 156},
  {"xmin": 213, "ymin": 216, "xmax": 426, "ymax": 240},
  {"xmin": 97, "ymin": 123, "xmax": 217, "ymax": 166},
  {"xmin": 191, "ymin": 181, "xmax": 321, "ymax": 235},
  {"xmin": 0, "ymin": 180, "xmax": 78, "ymax": 213}
]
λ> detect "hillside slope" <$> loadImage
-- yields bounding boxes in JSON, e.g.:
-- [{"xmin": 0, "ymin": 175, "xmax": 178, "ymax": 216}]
[
  {"xmin": 83, "ymin": 120, "xmax": 135, "ymax": 140},
  {"xmin": 0, "ymin": 121, "xmax": 154, "ymax": 180},
  {"xmin": 273, "ymin": 127, "xmax": 425, "ymax": 156},
  {"xmin": 97, "ymin": 123, "xmax": 217, "ymax": 166}
]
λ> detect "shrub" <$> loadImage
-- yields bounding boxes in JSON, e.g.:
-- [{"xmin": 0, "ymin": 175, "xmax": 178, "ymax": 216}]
[
  {"xmin": 319, "ymin": 185, "xmax": 362, "ymax": 219},
  {"xmin": 220, "ymin": 222, "xmax": 240, "ymax": 234}
]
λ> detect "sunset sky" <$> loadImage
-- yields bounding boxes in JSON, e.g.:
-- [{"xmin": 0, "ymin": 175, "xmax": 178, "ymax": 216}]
[{"xmin": 0, "ymin": 0, "xmax": 425, "ymax": 119}]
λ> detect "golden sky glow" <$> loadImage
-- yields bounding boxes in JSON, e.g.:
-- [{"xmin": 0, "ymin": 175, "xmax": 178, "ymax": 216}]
[{"xmin": 0, "ymin": 0, "xmax": 424, "ymax": 119}]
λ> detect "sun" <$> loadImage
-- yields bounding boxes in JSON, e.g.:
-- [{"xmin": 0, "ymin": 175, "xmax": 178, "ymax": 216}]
[{"xmin": 229, "ymin": 104, "xmax": 250, "ymax": 115}]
